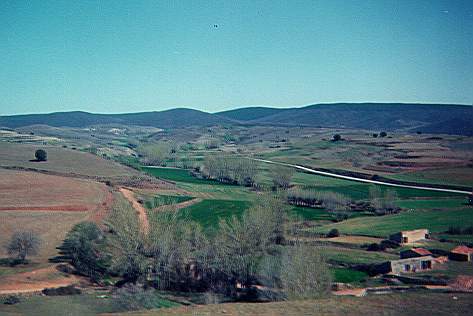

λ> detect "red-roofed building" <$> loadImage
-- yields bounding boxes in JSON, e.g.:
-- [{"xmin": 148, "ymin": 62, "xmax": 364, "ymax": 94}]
[
  {"xmin": 449, "ymin": 246, "xmax": 473, "ymax": 262},
  {"xmin": 400, "ymin": 248, "xmax": 433, "ymax": 259}
]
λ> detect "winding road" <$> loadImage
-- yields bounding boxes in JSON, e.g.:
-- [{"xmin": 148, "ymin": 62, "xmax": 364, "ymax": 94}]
[{"xmin": 253, "ymin": 158, "xmax": 471, "ymax": 195}]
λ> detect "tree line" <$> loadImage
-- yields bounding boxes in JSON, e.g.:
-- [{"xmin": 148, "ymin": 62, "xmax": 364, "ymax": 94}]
[{"xmin": 56, "ymin": 195, "xmax": 331, "ymax": 302}]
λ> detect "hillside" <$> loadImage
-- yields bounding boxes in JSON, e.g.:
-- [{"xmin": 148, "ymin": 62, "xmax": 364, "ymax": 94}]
[
  {"xmin": 1, "ymin": 103, "xmax": 472, "ymax": 135},
  {"xmin": 218, "ymin": 103, "xmax": 473, "ymax": 136},
  {"xmin": 216, "ymin": 107, "xmax": 287, "ymax": 121},
  {"xmin": 0, "ymin": 109, "xmax": 235, "ymax": 129}
]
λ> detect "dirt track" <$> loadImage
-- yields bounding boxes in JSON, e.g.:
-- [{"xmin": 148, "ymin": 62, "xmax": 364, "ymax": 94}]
[
  {"xmin": 0, "ymin": 265, "xmax": 82, "ymax": 295},
  {"xmin": 119, "ymin": 187, "xmax": 150, "ymax": 233}
]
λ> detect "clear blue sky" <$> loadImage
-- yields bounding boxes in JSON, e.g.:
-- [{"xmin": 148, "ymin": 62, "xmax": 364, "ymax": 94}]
[{"xmin": 1, "ymin": 0, "xmax": 472, "ymax": 115}]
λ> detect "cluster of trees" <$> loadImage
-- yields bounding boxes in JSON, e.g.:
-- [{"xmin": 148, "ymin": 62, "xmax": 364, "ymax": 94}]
[
  {"xmin": 269, "ymin": 165, "xmax": 294, "ymax": 190},
  {"xmin": 59, "ymin": 196, "xmax": 331, "ymax": 301},
  {"xmin": 137, "ymin": 143, "xmax": 173, "ymax": 166},
  {"xmin": 368, "ymin": 186, "xmax": 400, "ymax": 215},
  {"xmin": 200, "ymin": 155, "xmax": 258, "ymax": 186},
  {"xmin": 287, "ymin": 189, "xmax": 349, "ymax": 211}
]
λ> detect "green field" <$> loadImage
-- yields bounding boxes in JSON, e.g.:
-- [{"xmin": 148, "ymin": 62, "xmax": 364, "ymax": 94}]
[
  {"xmin": 141, "ymin": 167, "xmax": 224, "ymax": 185},
  {"xmin": 331, "ymin": 267, "xmax": 368, "ymax": 284},
  {"xmin": 179, "ymin": 199, "xmax": 252, "ymax": 227},
  {"xmin": 144, "ymin": 195, "xmax": 195, "ymax": 209},
  {"xmin": 320, "ymin": 246, "xmax": 397, "ymax": 265},
  {"xmin": 312, "ymin": 208, "xmax": 473, "ymax": 237}
]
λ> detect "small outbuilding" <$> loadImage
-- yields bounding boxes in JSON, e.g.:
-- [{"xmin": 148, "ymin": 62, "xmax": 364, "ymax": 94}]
[
  {"xmin": 449, "ymin": 246, "xmax": 473, "ymax": 262},
  {"xmin": 389, "ymin": 229, "xmax": 429, "ymax": 245},
  {"xmin": 400, "ymin": 248, "xmax": 432, "ymax": 259},
  {"xmin": 376, "ymin": 256, "xmax": 435, "ymax": 275}
]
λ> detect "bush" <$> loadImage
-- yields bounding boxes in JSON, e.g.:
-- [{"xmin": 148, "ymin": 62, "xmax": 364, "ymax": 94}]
[
  {"xmin": 372, "ymin": 133, "xmax": 378, "ymax": 138},
  {"xmin": 379, "ymin": 132, "xmax": 387, "ymax": 138},
  {"xmin": 327, "ymin": 229, "xmax": 340, "ymax": 238},
  {"xmin": 35, "ymin": 149, "xmax": 47, "ymax": 161},
  {"xmin": 42, "ymin": 285, "xmax": 82, "ymax": 296},
  {"xmin": 3, "ymin": 295, "xmax": 20, "ymax": 305},
  {"xmin": 332, "ymin": 134, "xmax": 342, "ymax": 142}
]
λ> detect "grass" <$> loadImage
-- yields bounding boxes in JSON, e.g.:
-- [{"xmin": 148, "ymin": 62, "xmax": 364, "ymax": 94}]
[
  {"xmin": 144, "ymin": 195, "xmax": 194, "ymax": 209},
  {"xmin": 290, "ymin": 206, "xmax": 371, "ymax": 221},
  {"xmin": 178, "ymin": 199, "xmax": 252, "ymax": 228},
  {"xmin": 319, "ymin": 246, "xmax": 397, "ymax": 265},
  {"xmin": 116, "ymin": 292, "xmax": 473, "ymax": 316},
  {"xmin": 141, "ymin": 167, "xmax": 224, "ymax": 185},
  {"xmin": 0, "ymin": 142, "xmax": 138, "ymax": 178},
  {"xmin": 331, "ymin": 267, "xmax": 368, "ymax": 284},
  {"xmin": 0, "ymin": 293, "xmax": 179, "ymax": 316},
  {"xmin": 312, "ymin": 208, "xmax": 473, "ymax": 237}
]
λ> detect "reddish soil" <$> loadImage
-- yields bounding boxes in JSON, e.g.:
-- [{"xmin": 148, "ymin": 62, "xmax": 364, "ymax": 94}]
[
  {"xmin": 0, "ymin": 169, "xmax": 112, "ymax": 215},
  {"xmin": 0, "ymin": 265, "xmax": 83, "ymax": 295}
]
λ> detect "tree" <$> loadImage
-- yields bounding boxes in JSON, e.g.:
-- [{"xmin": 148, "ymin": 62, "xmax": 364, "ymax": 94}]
[
  {"xmin": 332, "ymin": 134, "xmax": 342, "ymax": 142},
  {"xmin": 379, "ymin": 131, "xmax": 387, "ymax": 138},
  {"xmin": 35, "ymin": 149, "xmax": 47, "ymax": 162},
  {"xmin": 372, "ymin": 133, "xmax": 378, "ymax": 138},
  {"xmin": 260, "ymin": 243, "xmax": 331, "ymax": 300},
  {"xmin": 6, "ymin": 231, "xmax": 41, "ymax": 262},
  {"xmin": 270, "ymin": 166, "xmax": 294, "ymax": 189},
  {"xmin": 56, "ymin": 222, "xmax": 109, "ymax": 281},
  {"xmin": 327, "ymin": 229, "xmax": 340, "ymax": 238}
]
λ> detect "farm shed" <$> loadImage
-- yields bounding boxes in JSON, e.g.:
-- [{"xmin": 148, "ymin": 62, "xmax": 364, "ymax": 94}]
[
  {"xmin": 376, "ymin": 256, "xmax": 435, "ymax": 275},
  {"xmin": 449, "ymin": 246, "xmax": 473, "ymax": 262},
  {"xmin": 389, "ymin": 229, "xmax": 429, "ymax": 244},
  {"xmin": 400, "ymin": 248, "xmax": 432, "ymax": 259}
]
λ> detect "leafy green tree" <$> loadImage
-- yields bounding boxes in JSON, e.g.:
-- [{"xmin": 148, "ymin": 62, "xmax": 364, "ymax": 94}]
[
  {"xmin": 57, "ymin": 221, "xmax": 109, "ymax": 281},
  {"xmin": 35, "ymin": 149, "xmax": 47, "ymax": 161}
]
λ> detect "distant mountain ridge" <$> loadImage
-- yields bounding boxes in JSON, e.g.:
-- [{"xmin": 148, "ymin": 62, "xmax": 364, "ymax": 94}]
[
  {"xmin": 0, "ymin": 108, "xmax": 236, "ymax": 129},
  {"xmin": 1, "ymin": 103, "xmax": 472, "ymax": 135},
  {"xmin": 217, "ymin": 103, "xmax": 473, "ymax": 136}
]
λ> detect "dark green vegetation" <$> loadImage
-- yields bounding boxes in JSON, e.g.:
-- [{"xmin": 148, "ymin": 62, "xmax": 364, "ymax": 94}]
[{"xmin": 331, "ymin": 267, "xmax": 368, "ymax": 284}]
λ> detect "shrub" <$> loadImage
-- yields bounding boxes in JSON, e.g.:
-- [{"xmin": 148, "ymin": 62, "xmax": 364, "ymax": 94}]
[
  {"xmin": 35, "ymin": 149, "xmax": 47, "ymax": 161},
  {"xmin": 332, "ymin": 134, "xmax": 342, "ymax": 141},
  {"xmin": 3, "ymin": 295, "xmax": 20, "ymax": 305},
  {"xmin": 6, "ymin": 231, "xmax": 41, "ymax": 262},
  {"xmin": 372, "ymin": 133, "xmax": 378, "ymax": 138},
  {"xmin": 42, "ymin": 285, "xmax": 82, "ymax": 296},
  {"xmin": 327, "ymin": 229, "xmax": 340, "ymax": 238},
  {"xmin": 379, "ymin": 132, "xmax": 387, "ymax": 137}
]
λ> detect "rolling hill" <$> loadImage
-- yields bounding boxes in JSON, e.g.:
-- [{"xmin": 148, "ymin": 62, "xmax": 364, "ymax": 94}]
[
  {"xmin": 1, "ymin": 103, "xmax": 472, "ymax": 135},
  {"xmin": 0, "ymin": 108, "xmax": 235, "ymax": 129},
  {"xmin": 217, "ymin": 103, "xmax": 473, "ymax": 136}
]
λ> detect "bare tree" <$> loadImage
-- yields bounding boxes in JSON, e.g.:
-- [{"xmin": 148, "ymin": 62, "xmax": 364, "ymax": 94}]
[
  {"xmin": 278, "ymin": 243, "xmax": 331, "ymax": 300},
  {"xmin": 6, "ymin": 231, "xmax": 41, "ymax": 262},
  {"xmin": 270, "ymin": 165, "xmax": 294, "ymax": 189}
]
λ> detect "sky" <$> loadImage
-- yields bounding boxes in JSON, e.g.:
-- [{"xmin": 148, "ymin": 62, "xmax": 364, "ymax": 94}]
[{"xmin": 1, "ymin": 0, "xmax": 472, "ymax": 115}]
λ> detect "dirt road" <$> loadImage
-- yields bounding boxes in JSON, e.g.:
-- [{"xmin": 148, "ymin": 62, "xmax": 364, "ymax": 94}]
[
  {"xmin": 119, "ymin": 187, "xmax": 150, "ymax": 233},
  {"xmin": 253, "ymin": 158, "xmax": 471, "ymax": 195}
]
